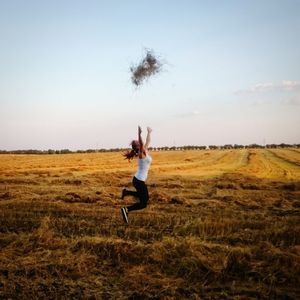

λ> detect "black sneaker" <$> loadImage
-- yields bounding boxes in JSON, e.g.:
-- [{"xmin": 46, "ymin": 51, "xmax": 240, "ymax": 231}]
[
  {"xmin": 121, "ymin": 189, "xmax": 127, "ymax": 200},
  {"xmin": 121, "ymin": 207, "xmax": 128, "ymax": 224}
]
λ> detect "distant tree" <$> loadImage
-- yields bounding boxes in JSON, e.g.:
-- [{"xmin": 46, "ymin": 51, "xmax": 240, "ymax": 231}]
[
  {"xmin": 208, "ymin": 145, "xmax": 218, "ymax": 150},
  {"xmin": 233, "ymin": 144, "xmax": 244, "ymax": 149},
  {"xmin": 86, "ymin": 149, "xmax": 96, "ymax": 153},
  {"xmin": 60, "ymin": 149, "xmax": 71, "ymax": 154},
  {"xmin": 278, "ymin": 143, "xmax": 292, "ymax": 148},
  {"xmin": 222, "ymin": 144, "xmax": 233, "ymax": 150},
  {"xmin": 247, "ymin": 144, "xmax": 264, "ymax": 149},
  {"xmin": 266, "ymin": 144, "xmax": 277, "ymax": 149},
  {"xmin": 47, "ymin": 149, "xmax": 55, "ymax": 154},
  {"xmin": 198, "ymin": 146, "xmax": 207, "ymax": 150}
]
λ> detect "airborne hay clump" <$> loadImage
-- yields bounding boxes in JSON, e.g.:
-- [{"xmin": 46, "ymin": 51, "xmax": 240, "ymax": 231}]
[{"xmin": 130, "ymin": 49, "xmax": 163, "ymax": 87}]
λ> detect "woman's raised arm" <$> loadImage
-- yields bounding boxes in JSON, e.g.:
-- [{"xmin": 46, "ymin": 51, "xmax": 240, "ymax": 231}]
[
  {"xmin": 138, "ymin": 126, "xmax": 144, "ymax": 158},
  {"xmin": 144, "ymin": 127, "xmax": 152, "ymax": 150}
]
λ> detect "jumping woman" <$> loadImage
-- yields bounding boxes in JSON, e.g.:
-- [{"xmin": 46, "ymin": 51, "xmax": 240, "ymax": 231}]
[{"xmin": 121, "ymin": 126, "xmax": 152, "ymax": 223}]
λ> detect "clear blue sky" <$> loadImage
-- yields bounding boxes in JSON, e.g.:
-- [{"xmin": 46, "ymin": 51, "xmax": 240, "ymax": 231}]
[{"xmin": 1, "ymin": 0, "xmax": 299, "ymax": 150}]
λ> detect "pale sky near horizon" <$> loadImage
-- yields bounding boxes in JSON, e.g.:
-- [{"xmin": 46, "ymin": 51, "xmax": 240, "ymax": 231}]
[{"xmin": 0, "ymin": 0, "xmax": 299, "ymax": 150}]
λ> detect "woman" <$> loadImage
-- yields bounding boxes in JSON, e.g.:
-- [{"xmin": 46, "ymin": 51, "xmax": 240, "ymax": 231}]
[{"xmin": 121, "ymin": 126, "xmax": 152, "ymax": 223}]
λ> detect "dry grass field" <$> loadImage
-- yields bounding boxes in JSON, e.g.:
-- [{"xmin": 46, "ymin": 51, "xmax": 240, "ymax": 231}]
[{"xmin": 0, "ymin": 149, "xmax": 299, "ymax": 299}]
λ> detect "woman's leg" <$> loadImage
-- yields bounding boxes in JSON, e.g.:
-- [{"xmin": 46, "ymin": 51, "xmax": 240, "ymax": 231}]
[
  {"xmin": 127, "ymin": 177, "xmax": 149, "ymax": 212},
  {"xmin": 122, "ymin": 177, "xmax": 140, "ymax": 199},
  {"xmin": 122, "ymin": 189, "xmax": 138, "ymax": 198}
]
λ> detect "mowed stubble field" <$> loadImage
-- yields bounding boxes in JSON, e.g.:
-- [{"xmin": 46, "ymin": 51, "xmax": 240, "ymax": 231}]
[{"xmin": 0, "ymin": 149, "xmax": 300, "ymax": 299}]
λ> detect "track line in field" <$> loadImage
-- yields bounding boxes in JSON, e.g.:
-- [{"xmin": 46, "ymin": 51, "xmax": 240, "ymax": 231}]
[
  {"xmin": 152, "ymin": 150, "xmax": 248, "ymax": 177},
  {"xmin": 267, "ymin": 149, "xmax": 300, "ymax": 167},
  {"xmin": 264, "ymin": 150, "xmax": 300, "ymax": 179}
]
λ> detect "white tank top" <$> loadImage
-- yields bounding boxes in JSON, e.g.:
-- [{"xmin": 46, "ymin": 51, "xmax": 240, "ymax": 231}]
[{"xmin": 135, "ymin": 154, "xmax": 152, "ymax": 181}]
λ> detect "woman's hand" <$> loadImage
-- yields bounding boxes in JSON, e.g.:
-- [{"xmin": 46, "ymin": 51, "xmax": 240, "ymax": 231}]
[
  {"xmin": 147, "ymin": 127, "xmax": 152, "ymax": 133},
  {"xmin": 138, "ymin": 126, "xmax": 142, "ymax": 135}
]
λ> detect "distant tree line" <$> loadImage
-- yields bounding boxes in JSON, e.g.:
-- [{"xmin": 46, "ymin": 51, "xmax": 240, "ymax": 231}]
[
  {"xmin": 0, "ymin": 143, "xmax": 299, "ymax": 155},
  {"xmin": 0, "ymin": 148, "xmax": 125, "ymax": 155}
]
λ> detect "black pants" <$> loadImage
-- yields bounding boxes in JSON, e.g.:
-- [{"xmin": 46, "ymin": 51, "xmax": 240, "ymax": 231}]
[{"xmin": 126, "ymin": 176, "xmax": 149, "ymax": 212}]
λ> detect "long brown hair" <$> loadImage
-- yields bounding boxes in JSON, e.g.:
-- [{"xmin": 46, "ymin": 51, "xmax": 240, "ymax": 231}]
[{"xmin": 123, "ymin": 140, "xmax": 139, "ymax": 161}]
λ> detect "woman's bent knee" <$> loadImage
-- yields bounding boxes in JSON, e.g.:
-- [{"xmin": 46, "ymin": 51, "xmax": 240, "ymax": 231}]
[{"xmin": 140, "ymin": 201, "xmax": 147, "ymax": 209}]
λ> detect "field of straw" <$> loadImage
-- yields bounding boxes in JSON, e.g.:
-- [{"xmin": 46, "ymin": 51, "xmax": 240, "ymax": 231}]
[{"xmin": 0, "ymin": 149, "xmax": 300, "ymax": 299}]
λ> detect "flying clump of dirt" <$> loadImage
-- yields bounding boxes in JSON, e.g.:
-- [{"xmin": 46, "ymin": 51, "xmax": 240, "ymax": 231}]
[{"xmin": 130, "ymin": 49, "xmax": 164, "ymax": 87}]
